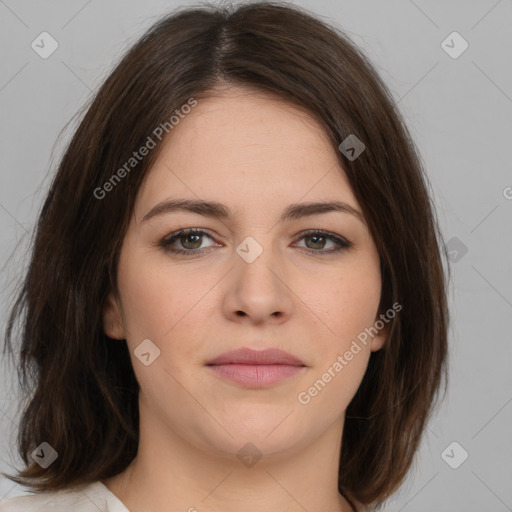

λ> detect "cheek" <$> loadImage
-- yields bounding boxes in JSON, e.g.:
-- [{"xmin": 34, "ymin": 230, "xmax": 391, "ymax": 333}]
[
  {"xmin": 304, "ymin": 260, "xmax": 381, "ymax": 348},
  {"xmin": 116, "ymin": 246, "xmax": 216, "ymax": 382},
  {"xmin": 116, "ymin": 248, "xmax": 195, "ymax": 340},
  {"xmin": 296, "ymin": 267, "xmax": 379, "ymax": 417},
  {"xmin": 296, "ymin": 347, "xmax": 371, "ymax": 428},
  {"xmin": 306, "ymin": 261, "xmax": 380, "ymax": 413},
  {"xmin": 116, "ymin": 251, "xmax": 204, "ymax": 402}
]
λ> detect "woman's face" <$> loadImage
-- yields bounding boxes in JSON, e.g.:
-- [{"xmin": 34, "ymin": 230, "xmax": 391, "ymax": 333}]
[{"xmin": 103, "ymin": 86, "xmax": 386, "ymax": 460}]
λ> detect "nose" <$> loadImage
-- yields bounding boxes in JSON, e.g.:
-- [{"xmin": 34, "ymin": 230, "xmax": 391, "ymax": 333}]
[{"xmin": 223, "ymin": 237, "xmax": 294, "ymax": 325}]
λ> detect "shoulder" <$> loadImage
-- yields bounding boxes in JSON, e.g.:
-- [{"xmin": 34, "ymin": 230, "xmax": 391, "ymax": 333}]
[
  {"xmin": 0, "ymin": 490, "xmax": 86, "ymax": 512},
  {"xmin": 0, "ymin": 481, "xmax": 126, "ymax": 512},
  {"xmin": 0, "ymin": 491, "xmax": 63, "ymax": 512}
]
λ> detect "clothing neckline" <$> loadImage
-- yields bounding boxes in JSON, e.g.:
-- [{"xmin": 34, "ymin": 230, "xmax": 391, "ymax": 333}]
[{"xmin": 86, "ymin": 480, "xmax": 130, "ymax": 511}]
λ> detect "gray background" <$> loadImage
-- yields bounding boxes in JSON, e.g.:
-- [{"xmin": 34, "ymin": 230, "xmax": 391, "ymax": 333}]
[{"xmin": 0, "ymin": 0, "xmax": 511, "ymax": 510}]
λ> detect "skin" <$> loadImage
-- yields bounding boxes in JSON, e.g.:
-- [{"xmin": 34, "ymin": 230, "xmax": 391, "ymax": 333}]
[{"xmin": 101, "ymin": 85, "xmax": 387, "ymax": 512}]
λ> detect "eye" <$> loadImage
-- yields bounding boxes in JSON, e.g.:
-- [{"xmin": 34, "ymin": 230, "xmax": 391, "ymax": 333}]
[
  {"xmin": 159, "ymin": 228, "xmax": 219, "ymax": 255},
  {"xmin": 293, "ymin": 229, "xmax": 352, "ymax": 255},
  {"xmin": 158, "ymin": 228, "xmax": 352, "ymax": 256}
]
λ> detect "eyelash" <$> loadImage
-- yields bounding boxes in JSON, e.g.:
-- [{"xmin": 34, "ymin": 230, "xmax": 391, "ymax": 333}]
[{"xmin": 158, "ymin": 228, "xmax": 352, "ymax": 256}]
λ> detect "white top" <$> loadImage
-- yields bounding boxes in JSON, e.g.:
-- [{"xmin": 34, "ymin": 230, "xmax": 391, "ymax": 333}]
[{"xmin": 0, "ymin": 481, "xmax": 129, "ymax": 512}]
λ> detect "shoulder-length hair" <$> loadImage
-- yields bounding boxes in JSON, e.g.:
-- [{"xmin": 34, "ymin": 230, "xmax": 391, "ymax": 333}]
[{"xmin": 2, "ymin": 2, "xmax": 449, "ymax": 510}]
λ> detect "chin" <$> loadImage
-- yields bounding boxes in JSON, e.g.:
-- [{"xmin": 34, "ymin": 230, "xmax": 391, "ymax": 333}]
[{"xmin": 197, "ymin": 410, "xmax": 312, "ymax": 458}]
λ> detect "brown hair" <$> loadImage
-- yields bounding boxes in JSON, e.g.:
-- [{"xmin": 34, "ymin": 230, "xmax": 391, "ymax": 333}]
[{"xmin": 2, "ymin": 1, "xmax": 449, "ymax": 510}]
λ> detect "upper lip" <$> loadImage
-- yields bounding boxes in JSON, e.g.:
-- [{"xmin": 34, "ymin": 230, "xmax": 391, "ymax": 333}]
[{"xmin": 206, "ymin": 348, "xmax": 306, "ymax": 366}]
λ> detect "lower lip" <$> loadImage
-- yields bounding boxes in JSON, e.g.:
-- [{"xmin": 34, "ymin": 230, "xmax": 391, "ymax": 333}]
[{"xmin": 207, "ymin": 364, "xmax": 305, "ymax": 387}]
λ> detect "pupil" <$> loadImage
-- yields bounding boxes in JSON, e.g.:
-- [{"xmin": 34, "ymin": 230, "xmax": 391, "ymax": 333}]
[
  {"xmin": 308, "ymin": 235, "xmax": 325, "ymax": 249},
  {"xmin": 183, "ymin": 234, "xmax": 201, "ymax": 249}
]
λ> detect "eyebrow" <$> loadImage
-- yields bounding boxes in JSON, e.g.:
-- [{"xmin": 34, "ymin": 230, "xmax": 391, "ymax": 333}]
[{"xmin": 141, "ymin": 198, "xmax": 365, "ymax": 225}]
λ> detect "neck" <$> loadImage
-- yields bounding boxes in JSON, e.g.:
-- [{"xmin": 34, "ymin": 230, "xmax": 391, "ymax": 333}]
[{"xmin": 103, "ymin": 408, "xmax": 354, "ymax": 512}]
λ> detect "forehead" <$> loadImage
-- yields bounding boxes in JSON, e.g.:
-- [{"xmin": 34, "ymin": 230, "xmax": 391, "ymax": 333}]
[{"xmin": 134, "ymin": 88, "xmax": 358, "ymax": 219}]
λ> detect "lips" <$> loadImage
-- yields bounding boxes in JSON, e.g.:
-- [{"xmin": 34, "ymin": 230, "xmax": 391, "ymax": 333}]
[
  {"xmin": 206, "ymin": 348, "xmax": 306, "ymax": 387},
  {"xmin": 206, "ymin": 347, "xmax": 306, "ymax": 366}
]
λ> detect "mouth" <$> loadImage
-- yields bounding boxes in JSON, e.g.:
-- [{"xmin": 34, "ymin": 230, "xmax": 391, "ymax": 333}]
[{"xmin": 205, "ymin": 347, "xmax": 307, "ymax": 388}]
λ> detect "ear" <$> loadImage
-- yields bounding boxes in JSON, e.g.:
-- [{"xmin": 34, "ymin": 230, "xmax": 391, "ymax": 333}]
[
  {"xmin": 369, "ymin": 315, "xmax": 390, "ymax": 352},
  {"xmin": 102, "ymin": 290, "xmax": 125, "ymax": 340}
]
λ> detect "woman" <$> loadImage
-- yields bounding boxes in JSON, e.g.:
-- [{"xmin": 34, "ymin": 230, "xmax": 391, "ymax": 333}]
[{"xmin": 0, "ymin": 1, "xmax": 449, "ymax": 511}]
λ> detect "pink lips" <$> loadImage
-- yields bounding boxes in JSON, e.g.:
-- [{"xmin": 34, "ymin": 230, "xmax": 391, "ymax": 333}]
[{"xmin": 206, "ymin": 348, "xmax": 306, "ymax": 388}]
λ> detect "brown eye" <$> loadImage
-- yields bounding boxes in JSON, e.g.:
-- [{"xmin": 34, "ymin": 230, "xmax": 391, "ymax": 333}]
[
  {"xmin": 304, "ymin": 234, "xmax": 328, "ymax": 250},
  {"xmin": 178, "ymin": 233, "xmax": 202, "ymax": 250},
  {"xmin": 159, "ymin": 228, "xmax": 352, "ymax": 257},
  {"xmin": 294, "ymin": 230, "xmax": 352, "ymax": 255},
  {"xmin": 160, "ymin": 229, "xmax": 218, "ymax": 255}
]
